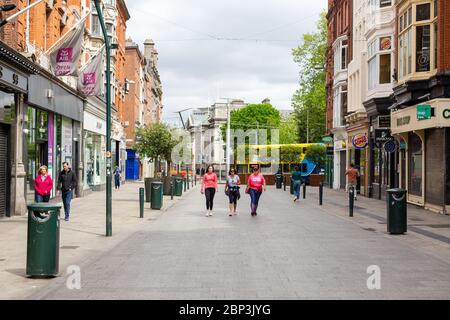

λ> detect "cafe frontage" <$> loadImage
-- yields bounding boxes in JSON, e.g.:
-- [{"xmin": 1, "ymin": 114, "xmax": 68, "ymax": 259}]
[{"xmin": 391, "ymin": 99, "xmax": 450, "ymax": 214}]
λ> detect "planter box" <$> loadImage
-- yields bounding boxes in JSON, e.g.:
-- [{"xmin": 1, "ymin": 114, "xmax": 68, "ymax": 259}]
[{"xmin": 309, "ymin": 174, "xmax": 324, "ymax": 187}]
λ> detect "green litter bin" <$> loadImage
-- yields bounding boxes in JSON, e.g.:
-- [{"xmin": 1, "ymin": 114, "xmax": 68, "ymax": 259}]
[
  {"xmin": 151, "ymin": 182, "xmax": 164, "ymax": 210},
  {"xmin": 275, "ymin": 174, "xmax": 282, "ymax": 189},
  {"xmin": 386, "ymin": 188, "xmax": 407, "ymax": 234},
  {"xmin": 26, "ymin": 203, "xmax": 62, "ymax": 277},
  {"xmin": 175, "ymin": 177, "xmax": 183, "ymax": 196}
]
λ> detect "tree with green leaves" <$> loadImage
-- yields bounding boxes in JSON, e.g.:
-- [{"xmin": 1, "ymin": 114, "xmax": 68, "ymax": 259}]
[
  {"xmin": 292, "ymin": 11, "xmax": 327, "ymax": 143},
  {"xmin": 133, "ymin": 123, "xmax": 180, "ymax": 177},
  {"xmin": 305, "ymin": 144, "xmax": 326, "ymax": 169},
  {"xmin": 279, "ymin": 113, "xmax": 300, "ymax": 144}
]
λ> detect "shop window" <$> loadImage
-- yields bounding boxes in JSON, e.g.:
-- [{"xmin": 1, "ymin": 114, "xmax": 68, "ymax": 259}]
[
  {"xmin": 408, "ymin": 132, "xmax": 423, "ymax": 196},
  {"xmin": 416, "ymin": 25, "xmax": 431, "ymax": 72},
  {"xmin": 416, "ymin": 3, "xmax": 431, "ymax": 21}
]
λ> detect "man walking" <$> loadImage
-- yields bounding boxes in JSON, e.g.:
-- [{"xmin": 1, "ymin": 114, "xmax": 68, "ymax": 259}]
[
  {"xmin": 57, "ymin": 162, "xmax": 77, "ymax": 221},
  {"xmin": 345, "ymin": 163, "xmax": 358, "ymax": 200},
  {"xmin": 291, "ymin": 165, "xmax": 303, "ymax": 202}
]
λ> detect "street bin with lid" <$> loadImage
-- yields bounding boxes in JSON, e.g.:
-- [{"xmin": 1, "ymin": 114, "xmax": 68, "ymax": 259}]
[
  {"xmin": 26, "ymin": 203, "xmax": 62, "ymax": 277},
  {"xmin": 275, "ymin": 174, "xmax": 282, "ymax": 189},
  {"xmin": 175, "ymin": 177, "xmax": 183, "ymax": 196},
  {"xmin": 386, "ymin": 188, "xmax": 407, "ymax": 234},
  {"xmin": 151, "ymin": 181, "xmax": 164, "ymax": 210}
]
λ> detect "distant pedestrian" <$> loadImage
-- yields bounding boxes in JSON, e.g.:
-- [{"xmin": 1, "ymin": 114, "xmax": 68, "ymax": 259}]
[
  {"xmin": 345, "ymin": 163, "xmax": 358, "ymax": 200},
  {"xmin": 34, "ymin": 165, "xmax": 53, "ymax": 203},
  {"xmin": 291, "ymin": 165, "xmax": 303, "ymax": 202},
  {"xmin": 201, "ymin": 165, "xmax": 218, "ymax": 217},
  {"xmin": 113, "ymin": 166, "xmax": 121, "ymax": 189},
  {"xmin": 246, "ymin": 165, "xmax": 266, "ymax": 216},
  {"xmin": 57, "ymin": 162, "xmax": 77, "ymax": 221},
  {"xmin": 225, "ymin": 168, "xmax": 241, "ymax": 216}
]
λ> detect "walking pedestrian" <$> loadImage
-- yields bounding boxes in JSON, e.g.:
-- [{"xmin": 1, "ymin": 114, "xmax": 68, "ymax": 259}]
[
  {"xmin": 201, "ymin": 165, "xmax": 218, "ymax": 217},
  {"xmin": 225, "ymin": 168, "xmax": 241, "ymax": 216},
  {"xmin": 34, "ymin": 165, "xmax": 53, "ymax": 203},
  {"xmin": 245, "ymin": 165, "xmax": 266, "ymax": 216},
  {"xmin": 57, "ymin": 162, "xmax": 77, "ymax": 221},
  {"xmin": 291, "ymin": 165, "xmax": 303, "ymax": 202},
  {"xmin": 345, "ymin": 163, "xmax": 358, "ymax": 200},
  {"xmin": 113, "ymin": 165, "xmax": 121, "ymax": 189}
]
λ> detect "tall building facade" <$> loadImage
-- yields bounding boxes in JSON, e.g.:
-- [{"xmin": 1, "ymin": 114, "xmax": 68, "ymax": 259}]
[{"xmin": 326, "ymin": 0, "xmax": 352, "ymax": 191}]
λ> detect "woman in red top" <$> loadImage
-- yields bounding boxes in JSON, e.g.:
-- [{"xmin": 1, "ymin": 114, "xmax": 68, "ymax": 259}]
[
  {"xmin": 245, "ymin": 165, "xmax": 266, "ymax": 216},
  {"xmin": 201, "ymin": 165, "xmax": 218, "ymax": 217},
  {"xmin": 34, "ymin": 165, "xmax": 53, "ymax": 203}
]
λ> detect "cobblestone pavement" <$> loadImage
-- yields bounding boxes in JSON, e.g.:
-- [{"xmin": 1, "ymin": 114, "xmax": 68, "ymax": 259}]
[{"xmin": 28, "ymin": 184, "xmax": 450, "ymax": 300}]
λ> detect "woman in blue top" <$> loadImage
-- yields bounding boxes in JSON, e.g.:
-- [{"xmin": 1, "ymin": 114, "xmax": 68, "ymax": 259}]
[{"xmin": 225, "ymin": 168, "xmax": 241, "ymax": 216}]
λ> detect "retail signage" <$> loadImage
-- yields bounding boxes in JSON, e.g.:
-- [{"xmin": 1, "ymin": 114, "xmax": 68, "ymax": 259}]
[
  {"xmin": 375, "ymin": 129, "xmax": 394, "ymax": 144},
  {"xmin": 377, "ymin": 115, "xmax": 391, "ymax": 128},
  {"xmin": 384, "ymin": 140, "xmax": 398, "ymax": 153},
  {"xmin": 380, "ymin": 37, "xmax": 392, "ymax": 51},
  {"xmin": 443, "ymin": 109, "xmax": 450, "ymax": 119},
  {"xmin": 352, "ymin": 133, "xmax": 368, "ymax": 149},
  {"xmin": 0, "ymin": 63, "xmax": 27, "ymax": 92},
  {"xmin": 417, "ymin": 105, "xmax": 433, "ymax": 120},
  {"xmin": 334, "ymin": 140, "xmax": 346, "ymax": 150}
]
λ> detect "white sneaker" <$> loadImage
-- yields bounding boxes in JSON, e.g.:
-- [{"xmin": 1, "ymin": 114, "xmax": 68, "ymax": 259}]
[
  {"xmin": 209, "ymin": 211, "xmax": 213, "ymax": 216},
  {"xmin": 206, "ymin": 211, "xmax": 210, "ymax": 217}
]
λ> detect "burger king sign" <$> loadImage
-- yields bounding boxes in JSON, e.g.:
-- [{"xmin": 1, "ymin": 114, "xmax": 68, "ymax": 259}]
[{"xmin": 352, "ymin": 133, "xmax": 368, "ymax": 149}]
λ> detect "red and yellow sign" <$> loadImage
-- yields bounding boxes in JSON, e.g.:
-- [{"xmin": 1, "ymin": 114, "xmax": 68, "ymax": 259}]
[{"xmin": 352, "ymin": 133, "xmax": 368, "ymax": 149}]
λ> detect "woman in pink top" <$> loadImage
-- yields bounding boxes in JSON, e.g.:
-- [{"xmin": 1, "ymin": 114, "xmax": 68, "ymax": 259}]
[
  {"xmin": 201, "ymin": 165, "xmax": 218, "ymax": 217},
  {"xmin": 34, "ymin": 165, "xmax": 53, "ymax": 203},
  {"xmin": 245, "ymin": 165, "xmax": 266, "ymax": 216}
]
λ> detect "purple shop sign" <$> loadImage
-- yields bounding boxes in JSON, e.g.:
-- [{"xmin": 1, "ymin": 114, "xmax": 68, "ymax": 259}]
[{"xmin": 48, "ymin": 113, "xmax": 54, "ymax": 176}]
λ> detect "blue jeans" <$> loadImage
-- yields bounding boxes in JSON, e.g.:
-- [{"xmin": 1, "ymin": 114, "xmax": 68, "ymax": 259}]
[
  {"xmin": 293, "ymin": 180, "xmax": 301, "ymax": 199},
  {"xmin": 114, "ymin": 176, "xmax": 120, "ymax": 189},
  {"xmin": 62, "ymin": 190, "xmax": 72, "ymax": 219},
  {"xmin": 249, "ymin": 188, "xmax": 262, "ymax": 213},
  {"xmin": 35, "ymin": 194, "xmax": 50, "ymax": 203}
]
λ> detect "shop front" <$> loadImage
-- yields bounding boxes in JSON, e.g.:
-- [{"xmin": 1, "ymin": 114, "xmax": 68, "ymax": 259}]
[
  {"xmin": 332, "ymin": 130, "xmax": 347, "ymax": 190},
  {"xmin": 26, "ymin": 72, "xmax": 84, "ymax": 202},
  {"xmin": 83, "ymin": 112, "xmax": 106, "ymax": 192},
  {"xmin": 112, "ymin": 118, "xmax": 127, "ymax": 184},
  {"xmin": 391, "ymin": 99, "xmax": 450, "ymax": 214},
  {"xmin": 346, "ymin": 112, "xmax": 370, "ymax": 197},
  {"xmin": 0, "ymin": 48, "xmax": 34, "ymax": 216}
]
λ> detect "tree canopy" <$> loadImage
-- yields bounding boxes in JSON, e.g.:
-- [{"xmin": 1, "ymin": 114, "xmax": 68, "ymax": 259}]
[{"xmin": 291, "ymin": 11, "xmax": 327, "ymax": 143}]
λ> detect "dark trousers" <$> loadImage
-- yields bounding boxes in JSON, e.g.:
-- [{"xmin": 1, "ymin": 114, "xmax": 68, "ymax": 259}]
[
  {"xmin": 35, "ymin": 194, "xmax": 50, "ymax": 203},
  {"xmin": 62, "ymin": 190, "xmax": 72, "ymax": 219},
  {"xmin": 205, "ymin": 188, "xmax": 216, "ymax": 210},
  {"xmin": 249, "ymin": 188, "xmax": 262, "ymax": 213},
  {"xmin": 114, "ymin": 176, "xmax": 120, "ymax": 189}
]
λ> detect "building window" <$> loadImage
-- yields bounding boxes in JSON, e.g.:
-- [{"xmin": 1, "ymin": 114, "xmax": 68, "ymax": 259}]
[
  {"xmin": 341, "ymin": 45, "xmax": 347, "ymax": 70},
  {"xmin": 367, "ymin": 37, "xmax": 392, "ymax": 89},
  {"xmin": 380, "ymin": 0, "xmax": 392, "ymax": 7},
  {"xmin": 398, "ymin": 2, "xmax": 438, "ymax": 79}
]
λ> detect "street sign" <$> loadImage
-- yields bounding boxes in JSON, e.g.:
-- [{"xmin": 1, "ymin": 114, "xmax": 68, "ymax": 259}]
[
  {"xmin": 417, "ymin": 105, "xmax": 432, "ymax": 120},
  {"xmin": 375, "ymin": 129, "xmax": 394, "ymax": 144},
  {"xmin": 384, "ymin": 140, "xmax": 398, "ymax": 153}
]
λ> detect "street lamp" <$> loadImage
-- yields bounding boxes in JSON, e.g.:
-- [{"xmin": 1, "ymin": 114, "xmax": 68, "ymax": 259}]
[{"xmin": 94, "ymin": 0, "xmax": 113, "ymax": 237}]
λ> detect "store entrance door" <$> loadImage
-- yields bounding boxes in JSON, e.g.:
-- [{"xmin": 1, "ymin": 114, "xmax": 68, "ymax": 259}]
[{"xmin": 36, "ymin": 141, "xmax": 48, "ymax": 168}]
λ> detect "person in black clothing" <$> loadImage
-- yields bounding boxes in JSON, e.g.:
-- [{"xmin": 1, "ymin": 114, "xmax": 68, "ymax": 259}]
[{"xmin": 57, "ymin": 162, "xmax": 77, "ymax": 221}]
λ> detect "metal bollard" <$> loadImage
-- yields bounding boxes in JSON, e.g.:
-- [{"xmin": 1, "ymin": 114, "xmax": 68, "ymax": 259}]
[
  {"xmin": 284, "ymin": 176, "xmax": 286, "ymax": 191},
  {"xmin": 349, "ymin": 186, "xmax": 354, "ymax": 217},
  {"xmin": 170, "ymin": 180, "xmax": 174, "ymax": 200},
  {"xmin": 187, "ymin": 175, "xmax": 190, "ymax": 190},
  {"xmin": 139, "ymin": 187, "xmax": 144, "ymax": 218},
  {"xmin": 319, "ymin": 182, "xmax": 323, "ymax": 206},
  {"xmin": 184, "ymin": 178, "xmax": 187, "ymax": 192},
  {"xmin": 303, "ymin": 183, "xmax": 306, "ymax": 199},
  {"xmin": 195, "ymin": 175, "xmax": 197, "ymax": 186}
]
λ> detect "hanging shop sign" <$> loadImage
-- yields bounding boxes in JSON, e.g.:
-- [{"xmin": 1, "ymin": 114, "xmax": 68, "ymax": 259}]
[
  {"xmin": 352, "ymin": 133, "xmax": 368, "ymax": 149},
  {"xmin": 417, "ymin": 104, "xmax": 434, "ymax": 120},
  {"xmin": 375, "ymin": 129, "xmax": 394, "ymax": 144},
  {"xmin": 384, "ymin": 140, "xmax": 398, "ymax": 153},
  {"xmin": 377, "ymin": 115, "xmax": 391, "ymax": 128}
]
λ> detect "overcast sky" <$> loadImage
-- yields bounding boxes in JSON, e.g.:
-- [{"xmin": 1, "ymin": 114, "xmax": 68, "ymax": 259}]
[{"xmin": 126, "ymin": 0, "xmax": 327, "ymax": 124}]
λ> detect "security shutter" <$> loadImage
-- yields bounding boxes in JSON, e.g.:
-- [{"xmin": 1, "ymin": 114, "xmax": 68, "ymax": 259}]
[{"xmin": 0, "ymin": 124, "xmax": 9, "ymax": 216}]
